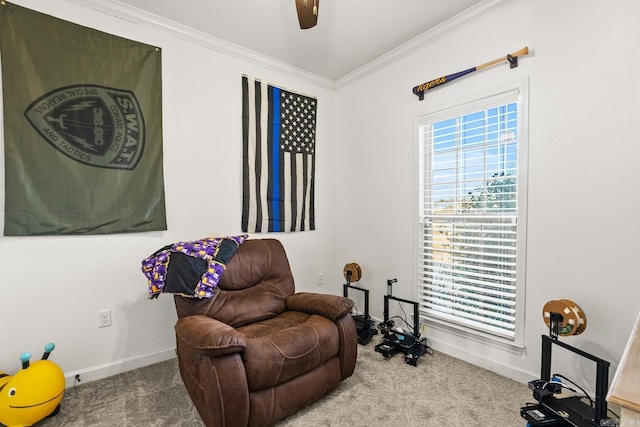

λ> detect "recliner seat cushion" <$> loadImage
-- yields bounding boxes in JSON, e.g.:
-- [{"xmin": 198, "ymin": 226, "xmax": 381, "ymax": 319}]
[{"xmin": 238, "ymin": 311, "xmax": 339, "ymax": 391}]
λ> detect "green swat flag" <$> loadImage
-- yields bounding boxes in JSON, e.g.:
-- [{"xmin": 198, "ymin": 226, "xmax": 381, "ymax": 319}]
[{"xmin": 0, "ymin": 2, "xmax": 166, "ymax": 235}]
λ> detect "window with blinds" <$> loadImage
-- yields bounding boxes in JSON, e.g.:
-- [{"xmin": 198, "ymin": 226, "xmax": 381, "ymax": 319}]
[{"xmin": 417, "ymin": 87, "xmax": 526, "ymax": 340}]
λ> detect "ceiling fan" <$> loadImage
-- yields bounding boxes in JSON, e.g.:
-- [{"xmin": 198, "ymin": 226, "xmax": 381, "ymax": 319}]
[{"xmin": 295, "ymin": 0, "xmax": 319, "ymax": 29}]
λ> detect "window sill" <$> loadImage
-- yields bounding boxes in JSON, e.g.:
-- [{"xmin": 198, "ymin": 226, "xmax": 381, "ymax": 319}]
[{"xmin": 422, "ymin": 316, "xmax": 526, "ymax": 355}]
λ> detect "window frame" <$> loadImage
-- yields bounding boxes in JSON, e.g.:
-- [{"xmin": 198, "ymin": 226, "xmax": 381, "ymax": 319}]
[{"xmin": 415, "ymin": 78, "xmax": 529, "ymax": 348}]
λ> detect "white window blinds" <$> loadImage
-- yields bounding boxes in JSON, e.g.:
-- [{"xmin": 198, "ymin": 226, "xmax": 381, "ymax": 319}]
[{"xmin": 418, "ymin": 89, "xmax": 524, "ymax": 339}]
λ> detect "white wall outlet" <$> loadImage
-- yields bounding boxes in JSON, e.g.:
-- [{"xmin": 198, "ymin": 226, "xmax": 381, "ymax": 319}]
[
  {"xmin": 317, "ymin": 273, "xmax": 324, "ymax": 286},
  {"xmin": 98, "ymin": 309, "xmax": 112, "ymax": 328}
]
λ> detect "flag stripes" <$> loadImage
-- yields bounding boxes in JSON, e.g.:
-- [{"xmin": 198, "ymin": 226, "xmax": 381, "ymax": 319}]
[{"xmin": 242, "ymin": 76, "xmax": 316, "ymax": 233}]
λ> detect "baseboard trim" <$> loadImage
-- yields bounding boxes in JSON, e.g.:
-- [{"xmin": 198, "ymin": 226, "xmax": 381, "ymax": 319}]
[
  {"xmin": 368, "ymin": 314, "xmax": 535, "ymax": 384},
  {"xmin": 429, "ymin": 339, "xmax": 535, "ymax": 384},
  {"xmin": 64, "ymin": 348, "xmax": 177, "ymax": 388}
]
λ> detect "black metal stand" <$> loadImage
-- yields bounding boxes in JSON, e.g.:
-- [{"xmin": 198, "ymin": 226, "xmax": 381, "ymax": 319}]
[
  {"xmin": 343, "ymin": 283, "xmax": 377, "ymax": 345},
  {"xmin": 374, "ymin": 279, "xmax": 427, "ymax": 366},
  {"xmin": 520, "ymin": 313, "xmax": 616, "ymax": 426}
]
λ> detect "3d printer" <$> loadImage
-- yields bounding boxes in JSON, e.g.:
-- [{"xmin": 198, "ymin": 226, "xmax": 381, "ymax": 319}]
[
  {"xmin": 520, "ymin": 299, "xmax": 619, "ymax": 427},
  {"xmin": 374, "ymin": 278, "xmax": 428, "ymax": 366},
  {"xmin": 342, "ymin": 263, "xmax": 377, "ymax": 345}
]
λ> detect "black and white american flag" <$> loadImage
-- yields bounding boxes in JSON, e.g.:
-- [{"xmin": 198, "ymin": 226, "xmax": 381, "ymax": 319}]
[{"xmin": 241, "ymin": 76, "xmax": 316, "ymax": 233}]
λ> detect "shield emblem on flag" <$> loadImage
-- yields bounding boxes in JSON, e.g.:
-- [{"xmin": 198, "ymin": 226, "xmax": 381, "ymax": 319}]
[{"xmin": 24, "ymin": 85, "xmax": 144, "ymax": 170}]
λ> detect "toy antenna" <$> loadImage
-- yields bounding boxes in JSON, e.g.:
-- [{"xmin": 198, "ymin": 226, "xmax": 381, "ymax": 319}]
[
  {"xmin": 20, "ymin": 352, "xmax": 31, "ymax": 369},
  {"xmin": 42, "ymin": 342, "xmax": 55, "ymax": 360}
]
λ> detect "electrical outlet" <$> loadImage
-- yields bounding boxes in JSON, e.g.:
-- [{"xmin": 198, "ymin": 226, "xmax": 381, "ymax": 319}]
[
  {"xmin": 317, "ymin": 273, "xmax": 324, "ymax": 286},
  {"xmin": 98, "ymin": 309, "xmax": 112, "ymax": 328}
]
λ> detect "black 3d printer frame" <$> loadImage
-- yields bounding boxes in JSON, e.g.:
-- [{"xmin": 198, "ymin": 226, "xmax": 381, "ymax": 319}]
[
  {"xmin": 537, "ymin": 335, "xmax": 610, "ymax": 426},
  {"xmin": 343, "ymin": 282, "xmax": 377, "ymax": 345},
  {"xmin": 521, "ymin": 318, "xmax": 613, "ymax": 427},
  {"xmin": 382, "ymin": 293, "xmax": 420, "ymax": 338},
  {"xmin": 374, "ymin": 279, "xmax": 427, "ymax": 366}
]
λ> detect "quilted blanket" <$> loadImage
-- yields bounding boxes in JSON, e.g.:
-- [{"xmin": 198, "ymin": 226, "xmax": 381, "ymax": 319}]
[{"xmin": 141, "ymin": 234, "xmax": 248, "ymax": 299}]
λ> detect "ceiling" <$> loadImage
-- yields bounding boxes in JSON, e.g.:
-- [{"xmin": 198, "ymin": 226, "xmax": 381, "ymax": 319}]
[{"xmin": 110, "ymin": 0, "xmax": 486, "ymax": 80}]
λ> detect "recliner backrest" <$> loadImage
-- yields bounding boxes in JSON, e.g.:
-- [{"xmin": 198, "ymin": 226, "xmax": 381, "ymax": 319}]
[{"xmin": 174, "ymin": 239, "xmax": 295, "ymax": 328}]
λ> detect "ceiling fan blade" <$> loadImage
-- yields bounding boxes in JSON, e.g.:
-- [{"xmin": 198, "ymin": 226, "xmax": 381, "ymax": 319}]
[{"xmin": 295, "ymin": 0, "xmax": 319, "ymax": 29}]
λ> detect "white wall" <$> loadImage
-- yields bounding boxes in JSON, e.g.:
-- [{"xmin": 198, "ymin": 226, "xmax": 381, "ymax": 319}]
[
  {"xmin": 2, "ymin": 0, "xmax": 639, "ymax": 397},
  {"xmin": 334, "ymin": 0, "xmax": 640, "ymax": 389},
  {"xmin": 0, "ymin": 0, "xmax": 338, "ymax": 383}
]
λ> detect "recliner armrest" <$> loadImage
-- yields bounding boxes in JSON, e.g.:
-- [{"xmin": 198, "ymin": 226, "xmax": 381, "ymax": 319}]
[
  {"xmin": 175, "ymin": 315, "xmax": 246, "ymax": 357},
  {"xmin": 286, "ymin": 292, "xmax": 354, "ymax": 321}
]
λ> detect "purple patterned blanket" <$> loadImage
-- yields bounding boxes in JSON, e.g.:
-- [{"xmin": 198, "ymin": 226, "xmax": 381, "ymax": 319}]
[{"xmin": 141, "ymin": 234, "xmax": 248, "ymax": 299}]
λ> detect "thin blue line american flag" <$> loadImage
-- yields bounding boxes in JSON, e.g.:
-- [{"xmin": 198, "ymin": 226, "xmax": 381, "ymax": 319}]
[{"xmin": 242, "ymin": 76, "xmax": 316, "ymax": 233}]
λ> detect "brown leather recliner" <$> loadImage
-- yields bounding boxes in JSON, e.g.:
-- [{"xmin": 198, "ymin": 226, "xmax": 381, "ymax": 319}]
[{"xmin": 174, "ymin": 238, "xmax": 358, "ymax": 427}]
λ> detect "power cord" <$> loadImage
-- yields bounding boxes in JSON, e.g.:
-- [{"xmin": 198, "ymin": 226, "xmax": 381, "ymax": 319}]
[
  {"xmin": 398, "ymin": 300, "xmax": 409, "ymax": 326},
  {"xmin": 423, "ymin": 337, "xmax": 435, "ymax": 356},
  {"xmin": 387, "ymin": 315, "xmax": 413, "ymax": 335},
  {"xmin": 551, "ymin": 373, "xmax": 593, "ymax": 407},
  {"xmin": 551, "ymin": 373, "xmax": 620, "ymax": 420},
  {"xmin": 393, "ymin": 300, "xmax": 434, "ymax": 356}
]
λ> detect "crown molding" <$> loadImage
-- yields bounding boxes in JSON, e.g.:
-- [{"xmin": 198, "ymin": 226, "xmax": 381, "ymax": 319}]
[
  {"xmin": 65, "ymin": 0, "xmax": 336, "ymax": 90},
  {"xmin": 65, "ymin": 0, "xmax": 513, "ymax": 91},
  {"xmin": 334, "ymin": 0, "xmax": 516, "ymax": 90}
]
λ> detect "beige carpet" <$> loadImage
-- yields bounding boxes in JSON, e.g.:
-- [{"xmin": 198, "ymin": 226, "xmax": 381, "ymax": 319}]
[{"xmin": 35, "ymin": 335, "xmax": 532, "ymax": 426}]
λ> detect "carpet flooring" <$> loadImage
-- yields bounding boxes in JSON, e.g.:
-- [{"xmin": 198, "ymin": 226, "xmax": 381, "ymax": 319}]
[{"xmin": 34, "ymin": 335, "xmax": 532, "ymax": 426}]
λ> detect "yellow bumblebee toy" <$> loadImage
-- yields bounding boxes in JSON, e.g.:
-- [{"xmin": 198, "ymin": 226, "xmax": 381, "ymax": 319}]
[{"xmin": 0, "ymin": 343, "xmax": 65, "ymax": 427}]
